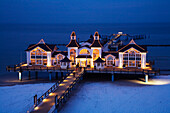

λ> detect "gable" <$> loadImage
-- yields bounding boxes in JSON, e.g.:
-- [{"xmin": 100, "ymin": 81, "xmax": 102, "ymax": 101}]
[{"xmin": 118, "ymin": 44, "xmax": 147, "ymax": 52}]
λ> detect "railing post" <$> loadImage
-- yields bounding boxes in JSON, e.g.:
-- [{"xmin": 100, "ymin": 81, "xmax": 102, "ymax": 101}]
[{"xmin": 34, "ymin": 94, "xmax": 37, "ymax": 107}]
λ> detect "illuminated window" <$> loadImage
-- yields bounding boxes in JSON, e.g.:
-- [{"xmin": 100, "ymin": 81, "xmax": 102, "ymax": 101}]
[
  {"xmin": 123, "ymin": 49, "xmax": 141, "ymax": 67},
  {"xmin": 30, "ymin": 48, "xmax": 47, "ymax": 65},
  {"xmin": 79, "ymin": 49, "xmax": 90, "ymax": 55},
  {"xmin": 70, "ymin": 49, "xmax": 76, "ymax": 62},
  {"xmin": 93, "ymin": 49, "xmax": 99, "ymax": 60},
  {"xmin": 106, "ymin": 56, "xmax": 114, "ymax": 66}
]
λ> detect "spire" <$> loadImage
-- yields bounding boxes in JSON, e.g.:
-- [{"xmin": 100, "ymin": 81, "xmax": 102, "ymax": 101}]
[
  {"xmin": 90, "ymin": 31, "xmax": 102, "ymax": 47},
  {"xmin": 129, "ymin": 39, "xmax": 136, "ymax": 44},
  {"xmin": 94, "ymin": 31, "xmax": 99, "ymax": 40},
  {"xmin": 66, "ymin": 31, "xmax": 79, "ymax": 47},
  {"xmin": 71, "ymin": 31, "xmax": 76, "ymax": 40},
  {"xmin": 38, "ymin": 39, "xmax": 45, "ymax": 44}
]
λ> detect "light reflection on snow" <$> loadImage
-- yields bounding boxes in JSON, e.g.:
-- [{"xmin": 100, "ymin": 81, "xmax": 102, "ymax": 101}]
[{"xmin": 129, "ymin": 76, "xmax": 170, "ymax": 85}]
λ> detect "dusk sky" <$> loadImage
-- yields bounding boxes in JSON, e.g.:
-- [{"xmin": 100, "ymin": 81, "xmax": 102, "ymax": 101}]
[{"xmin": 0, "ymin": 0, "xmax": 170, "ymax": 24}]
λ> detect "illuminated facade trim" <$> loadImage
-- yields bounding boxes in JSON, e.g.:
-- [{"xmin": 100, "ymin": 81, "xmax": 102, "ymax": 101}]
[{"xmin": 26, "ymin": 32, "xmax": 148, "ymax": 69}]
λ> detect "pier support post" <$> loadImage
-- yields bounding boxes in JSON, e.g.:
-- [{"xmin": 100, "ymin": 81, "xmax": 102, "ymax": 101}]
[
  {"xmin": 61, "ymin": 72, "xmax": 63, "ymax": 79},
  {"xmin": 35, "ymin": 71, "xmax": 38, "ymax": 80},
  {"xmin": 112, "ymin": 73, "xmax": 114, "ymax": 82},
  {"xmin": 55, "ymin": 72, "xmax": 58, "ymax": 80},
  {"xmin": 49, "ymin": 72, "xmax": 52, "ymax": 81},
  {"xmin": 145, "ymin": 74, "xmax": 148, "ymax": 83},
  {"xmin": 19, "ymin": 71, "xmax": 22, "ymax": 81},
  {"xmin": 28, "ymin": 71, "xmax": 31, "ymax": 80}
]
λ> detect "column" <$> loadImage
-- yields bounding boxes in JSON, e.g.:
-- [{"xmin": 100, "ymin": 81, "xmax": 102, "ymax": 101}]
[
  {"xmin": 47, "ymin": 52, "xmax": 51, "ymax": 66},
  {"xmin": 26, "ymin": 52, "xmax": 31, "ymax": 65},
  {"xmin": 141, "ymin": 53, "xmax": 146, "ymax": 69},
  {"xmin": 119, "ymin": 52, "xmax": 123, "ymax": 68}
]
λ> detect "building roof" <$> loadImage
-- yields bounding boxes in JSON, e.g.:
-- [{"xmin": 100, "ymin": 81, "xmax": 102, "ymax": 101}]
[
  {"xmin": 90, "ymin": 40, "xmax": 102, "ymax": 47},
  {"xmin": 25, "ymin": 39, "xmax": 57, "ymax": 52},
  {"xmin": 76, "ymin": 55, "xmax": 92, "ymax": 58},
  {"xmin": 52, "ymin": 51, "xmax": 68, "ymax": 57},
  {"xmin": 118, "ymin": 39, "xmax": 147, "ymax": 52},
  {"xmin": 118, "ymin": 44, "xmax": 147, "ymax": 52},
  {"xmin": 66, "ymin": 40, "xmax": 79, "ymax": 47},
  {"xmin": 78, "ymin": 45, "xmax": 91, "ymax": 49},
  {"xmin": 94, "ymin": 31, "xmax": 99, "ymax": 36},
  {"xmin": 94, "ymin": 57, "xmax": 105, "ymax": 63},
  {"xmin": 60, "ymin": 57, "xmax": 71, "ymax": 62},
  {"xmin": 102, "ymin": 52, "xmax": 118, "ymax": 58},
  {"xmin": 71, "ymin": 31, "xmax": 76, "ymax": 36}
]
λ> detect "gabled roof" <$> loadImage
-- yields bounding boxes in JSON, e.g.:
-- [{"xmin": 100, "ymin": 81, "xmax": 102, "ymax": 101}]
[
  {"xmin": 76, "ymin": 55, "xmax": 92, "ymax": 58},
  {"xmin": 66, "ymin": 40, "xmax": 79, "ymax": 47},
  {"xmin": 25, "ymin": 39, "xmax": 57, "ymax": 52},
  {"xmin": 118, "ymin": 39, "xmax": 147, "ymax": 52},
  {"xmin": 94, "ymin": 57, "xmax": 105, "ymax": 63},
  {"xmin": 60, "ymin": 57, "xmax": 71, "ymax": 62},
  {"xmin": 90, "ymin": 40, "xmax": 102, "ymax": 47},
  {"xmin": 52, "ymin": 51, "xmax": 68, "ymax": 57}
]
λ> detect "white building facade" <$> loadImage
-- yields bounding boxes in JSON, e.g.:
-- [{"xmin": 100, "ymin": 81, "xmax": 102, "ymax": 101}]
[{"xmin": 26, "ymin": 31, "xmax": 147, "ymax": 69}]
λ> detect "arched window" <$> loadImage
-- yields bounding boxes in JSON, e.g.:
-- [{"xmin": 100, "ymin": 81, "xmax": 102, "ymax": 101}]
[
  {"xmin": 93, "ymin": 49, "xmax": 99, "ymax": 60},
  {"xmin": 106, "ymin": 56, "xmax": 114, "ymax": 66},
  {"xmin": 123, "ymin": 49, "xmax": 141, "ymax": 67},
  {"xmin": 30, "ymin": 48, "xmax": 47, "ymax": 65},
  {"xmin": 70, "ymin": 49, "xmax": 76, "ymax": 62},
  {"xmin": 79, "ymin": 49, "xmax": 90, "ymax": 55}
]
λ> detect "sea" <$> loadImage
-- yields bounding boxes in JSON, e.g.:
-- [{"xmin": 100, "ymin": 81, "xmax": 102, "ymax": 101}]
[{"xmin": 0, "ymin": 23, "xmax": 170, "ymax": 75}]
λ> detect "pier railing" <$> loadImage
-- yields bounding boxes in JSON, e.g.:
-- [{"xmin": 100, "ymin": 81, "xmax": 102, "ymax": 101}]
[
  {"xmin": 85, "ymin": 68, "xmax": 159, "ymax": 76},
  {"xmin": 6, "ymin": 65, "xmax": 74, "ymax": 72},
  {"xmin": 28, "ymin": 72, "xmax": 70, "ymax": 112},
  {"xmin": 54, "ymin": 69, "xmax": 84, "ymax": 112}
]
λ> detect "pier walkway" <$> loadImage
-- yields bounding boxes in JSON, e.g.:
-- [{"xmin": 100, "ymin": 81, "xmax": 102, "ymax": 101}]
[{"xmin": 30, "ymin": 68, "xmax": 84, "ymax": 113}]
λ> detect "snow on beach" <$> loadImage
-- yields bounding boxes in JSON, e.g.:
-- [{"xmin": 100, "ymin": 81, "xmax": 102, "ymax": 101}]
[
  {"xmin": 60, "ymin": 76, "xmax": 170, "ymax": 113},
  {"xmin": 0, "ymin": 83, "xmax": 54, "ymax": 113},
  {"xmin": 0, "ymin": 76, "xmax": 170, "ymax": 113}
]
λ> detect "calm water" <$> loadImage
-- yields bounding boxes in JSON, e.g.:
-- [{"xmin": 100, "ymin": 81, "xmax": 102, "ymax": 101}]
[{"xmin": 0, "ymin": 23, "xmax": 170, "ymax": 74}]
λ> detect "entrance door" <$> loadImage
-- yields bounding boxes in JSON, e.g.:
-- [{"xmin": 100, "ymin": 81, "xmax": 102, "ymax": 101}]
[
  {"xmin": 128, "ymin": 60, "xmax": 136, "ymax": 67},
  {"xmin": 80, "ymin": 61, "xmax": 86, "ymax": 67}
]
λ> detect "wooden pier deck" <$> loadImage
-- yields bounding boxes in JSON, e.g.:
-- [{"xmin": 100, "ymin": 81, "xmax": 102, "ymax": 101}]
[{"xmin": 30, "ymin": 69, "xmax": 84, "ymax": 113}]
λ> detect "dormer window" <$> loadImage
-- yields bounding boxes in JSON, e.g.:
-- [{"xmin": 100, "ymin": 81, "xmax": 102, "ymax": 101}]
[
  {"xmin": 72, "ymin": 36, "xmax": 76, "ymax": 40},
  {"xmin": 95, "ymin": 36, "xmax": 98, "ymax": 40}
]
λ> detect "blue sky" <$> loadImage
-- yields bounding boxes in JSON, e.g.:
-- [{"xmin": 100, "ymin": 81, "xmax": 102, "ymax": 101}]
[{"xmin": 0, "ymin": 0, "xmax": 170, "ymax": 23}]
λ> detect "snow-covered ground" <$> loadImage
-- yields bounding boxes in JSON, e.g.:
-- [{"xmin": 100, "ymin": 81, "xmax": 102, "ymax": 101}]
[
  {"xmin": 60, "ymin": 76, "xmax": 170, "ymax": 113},
  {"xmin": 0, "ymin": 83, "xmax": 54, "ymax": 113},
  {"xmin": 0, "ymin": 76, "xmax": 170, "ymax": 113}
]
